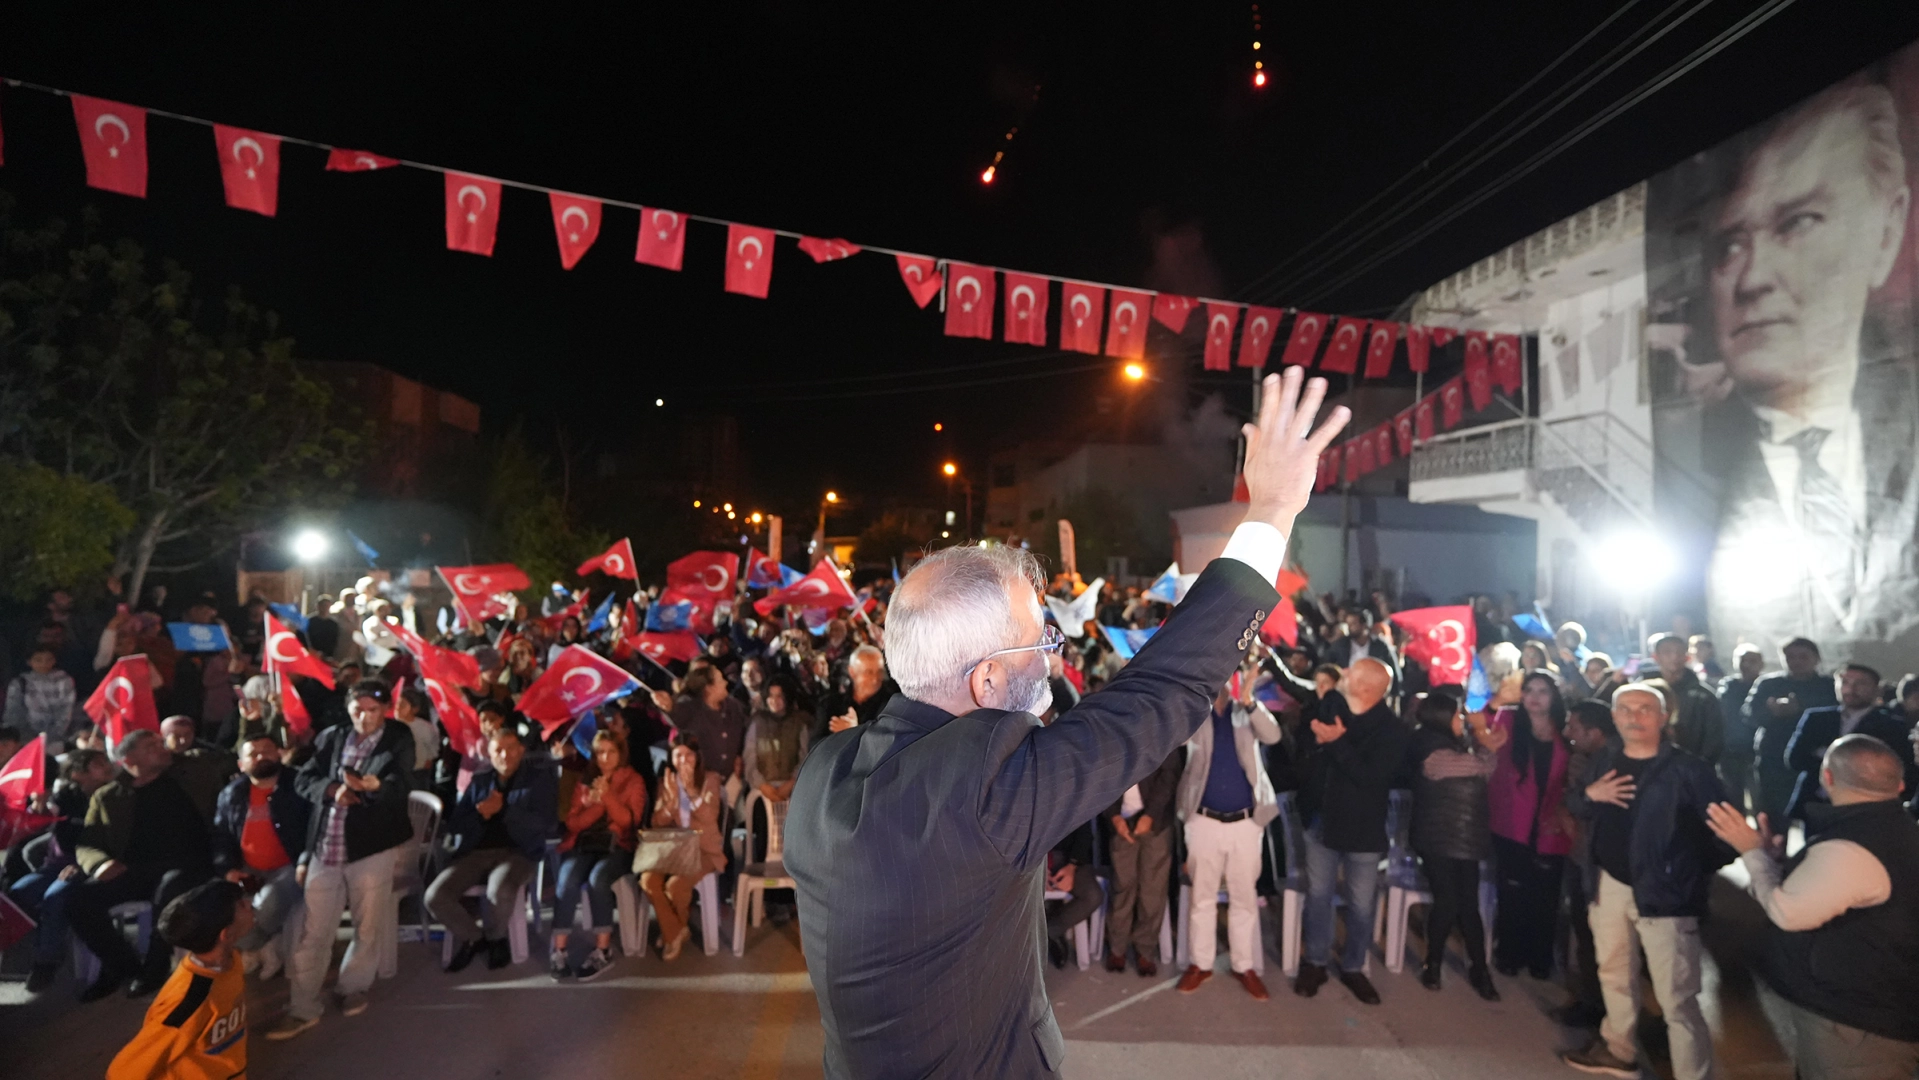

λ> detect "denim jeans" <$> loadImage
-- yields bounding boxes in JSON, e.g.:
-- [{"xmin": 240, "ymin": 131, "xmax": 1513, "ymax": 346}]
[
  {"xmin": 552, "ymin": 850, "xmax": 627, "ymax": 934},
  {"xmin": 1301, "ymin": 824, "xmax": 1381, "ymax": 972},
  {"xmin": 232, "ymin": 863, "xmax": 302, "ymax": 952},
  {"xmin": 8, "ymin": 870, "xmax": 72, "ymax": 965}
]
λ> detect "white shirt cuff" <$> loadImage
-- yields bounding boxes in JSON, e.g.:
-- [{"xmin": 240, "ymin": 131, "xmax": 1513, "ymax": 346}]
[{"xmin": 1218, "ymin": 521, "xmax": 1287, "ymax": 587}]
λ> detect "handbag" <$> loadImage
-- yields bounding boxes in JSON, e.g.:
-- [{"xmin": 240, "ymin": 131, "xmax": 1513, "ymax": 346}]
[{"xmin": 632, "ymin": 828, "xmax": 702, "ymax": 878}]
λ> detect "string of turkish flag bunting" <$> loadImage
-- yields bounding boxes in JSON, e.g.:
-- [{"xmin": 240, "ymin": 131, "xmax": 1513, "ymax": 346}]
[{"xmin": 6, "ymin": 80, "xmax": 1523, "ymax": 397}]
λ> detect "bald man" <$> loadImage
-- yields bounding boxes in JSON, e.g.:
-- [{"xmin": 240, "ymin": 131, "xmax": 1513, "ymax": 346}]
[
  {"xmin": 1282, "ymin": 656, "xmax": 1405, "ymax": 1005},
  {"xmin": 1709, "ymin": 735, "xmax": 1919, "ymax": 1079}
]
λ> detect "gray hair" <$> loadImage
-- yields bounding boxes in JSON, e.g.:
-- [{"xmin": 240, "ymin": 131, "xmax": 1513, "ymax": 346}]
[
  {"xmin": 849, "ymin": 644, "xmax": 885, "ymax": 671},
  {"xmin": 1777, "ymin": 81, "xmax": 1907, "ymax": 203},
  {"xmin": 885, "ymin": 544, "xmax": 1044, "ymax": 703},
  {"xmin": 113, "ymin": 727, "xmax": 158, "ymax": 761},
  {"xmin": 1613, "ymin": 680, "xmax": 1672, "ymax": 716},
  {"xmin": 1825, "ymin": 734, "xmax": 1904, "ymax": 799}
]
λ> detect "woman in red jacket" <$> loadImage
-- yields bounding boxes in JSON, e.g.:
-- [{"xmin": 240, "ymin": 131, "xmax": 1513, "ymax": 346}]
[
  {"xmin": 549, "ymin": 729, "xmax": 649, "ymax": 980},
  {"xmin": 1486, "ymin": 671, "xmax": 1573, "ymax": 979}
]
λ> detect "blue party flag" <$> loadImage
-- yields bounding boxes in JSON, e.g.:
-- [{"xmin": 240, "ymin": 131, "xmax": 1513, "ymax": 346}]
[
  {"xmin": 646, "ymin": 599, "xmax": 695, "ymax": 632},
  {"xmin": 1100, "ymin": 624, "xmax": 1159, "ymax": 661},
  {"xmin": 586, "ymin": 591, "xmax": 615, "ymax": 633},
  {"xmin": 167, "ymin": 622, "xmax": 232, "ymax": 653},
  {"xmin": 267, "ymin": 603, "xmax": 308, "ymax": 633},
  {"xmin": 347, "ymin": 530, "xmax": 380, "ymax": 567}
]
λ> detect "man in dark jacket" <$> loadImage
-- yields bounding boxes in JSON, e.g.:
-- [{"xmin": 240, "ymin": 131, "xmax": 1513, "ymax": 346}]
[
  {"xmin": 427, "ymin": 722, "xmax": 557, "ymax": 972},
  {"xmin": 1749, "ymin": 638, "xmax": 1838, "ymax": 830},
  {"xmin": 271, "ymin": 679, "xmax": 415, "ymax": 1040},
  {"xmin": 1784, "ymin": 662, "xmax": 1916, "ymax": 822},
  {"xmin": 1562, "ymin": 680, "xmax": 1731, "ymax": 1080},
  {"xmin": 211, "ymin": 732, "xmax": 310, "ymax": 977},
  {"xmin": 1102, "ymin": 749, "xmax": 1181, "ymax": 976},
  {"xmin": 1648, "ymin": 633, "xmax": 1723, "ymax": 764},
  {"xmin": 1716, "ymin": 645, "xmax": 1765, "ymax": 809},
  {"xmin": 1042, "ymin": 820, "xmax": 1102, "ymax": 971}
]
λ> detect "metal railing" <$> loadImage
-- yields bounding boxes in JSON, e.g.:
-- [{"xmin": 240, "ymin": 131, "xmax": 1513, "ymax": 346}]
[
  {"xmin": 1409, "ymin": 412, "xmax": 1653, "ymax": 527},
  {"xmin": 1408, "ymin": 418, "xmax": 1533, "ymax": 482}
]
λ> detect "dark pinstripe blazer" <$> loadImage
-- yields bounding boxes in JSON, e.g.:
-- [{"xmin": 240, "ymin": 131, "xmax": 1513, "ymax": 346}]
[{"xmin": 786, "ymin": 558, "xmax": 1275, "ymax": 1078}]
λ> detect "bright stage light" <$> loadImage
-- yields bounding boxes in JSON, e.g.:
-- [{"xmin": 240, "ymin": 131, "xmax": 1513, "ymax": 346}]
[
  {"xmin": 291, "ymin": 530, "xmax": 329, "ymax": 564},
  {"xmin": 1591, "ymin": 528, "xmax": 1676, "ymax": 590}
]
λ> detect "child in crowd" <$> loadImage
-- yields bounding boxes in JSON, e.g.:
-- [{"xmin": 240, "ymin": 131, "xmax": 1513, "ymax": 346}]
[{"xmin": 108, "ymin": 880, "xmax": 254, "ymax": 1080}]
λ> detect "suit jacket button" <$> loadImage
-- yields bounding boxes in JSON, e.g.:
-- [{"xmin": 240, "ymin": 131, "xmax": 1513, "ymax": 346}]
[{"xmin": 1254, "ymin": 610, "xmax": 1266, "ymax": 622}]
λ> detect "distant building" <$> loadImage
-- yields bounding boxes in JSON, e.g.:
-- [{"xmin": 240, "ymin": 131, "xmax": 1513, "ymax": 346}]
[{"xmin": 303, "ymin": 361, "xmax": 482, "ymax": 498}]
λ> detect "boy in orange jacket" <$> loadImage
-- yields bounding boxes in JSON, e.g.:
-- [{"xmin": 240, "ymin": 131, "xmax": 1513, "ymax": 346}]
[{"xmin": 108, "ymin": 879, "xmax": 253, "ymax": 1080}]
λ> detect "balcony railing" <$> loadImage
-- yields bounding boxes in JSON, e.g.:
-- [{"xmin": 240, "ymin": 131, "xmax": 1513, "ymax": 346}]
[
  {"xmin": 1408, "ymin": 418, "xmax": 1532, "ymax": 482},
  {"xmin": 1409, "ymin": 412, "xmax": 1653, "ymax": 528}
]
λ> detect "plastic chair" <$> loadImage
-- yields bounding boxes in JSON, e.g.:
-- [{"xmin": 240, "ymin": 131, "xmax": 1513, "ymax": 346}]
[
  {"xmin": 530, "ymin": 836, "xmax": 562, "ymax": 936},
  {"xmin": 572, "ymin": 875, "xmax": 647, "ymax": 958},
  {"xmin": 1379, "ymin": 790, "xmax": 1500, "ymax": 974},
  {"xmin": 439, "ymin": 879, "xmax": 530, "ymax": 966},
  {"xmin": 732, "ymin": 791, "xmax": 797, "ymax": 956},
  {"xmin": 1275, "ymin": 793, "xmax": 1375, "ymax": 976},
  {"xmin": 639, "ymin": 871, "xmax": 721, "ymax": 956},
  {"xmin": 1043, "ymin": 888, "xmax": 1097, "ymax": 970},
  {"xmin": 71, "ymin": 900, "xmax": 153, "ymax": 986},
  {"xmin": 381, "ymin": 790, "xmax": 442, "ymax": 978}
]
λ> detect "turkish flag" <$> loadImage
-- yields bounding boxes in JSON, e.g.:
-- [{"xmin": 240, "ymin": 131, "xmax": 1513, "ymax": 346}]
[
  {"xmin": 1152, "ymin": 294, "xmax": 1198, "ymax": 333},
  {"xmin": 549, "ymin": 193, "xmax": 601, "ymax": 270},
  {"xmin": 1464, "ymin": 332, "xmax": 1492, "ymax": 410},
  {"xmin": 754, "ymin": 560, "xmax": 857, "ymax": 616},
  {"xmin": 1060, "ymin": 284, "xmax": 1104, "ymax": 354},
  {"xmin": 1279, "ymin": 311, "xmax": 1328, "ymax": 369},
  {"xmin": 422, "ymin": 674, "xmax": 484, "ymax": 758},
  {"xmin": 1342, "ymin": 443, "xmax": 1361, "ymax": 486},
  {"xmin": 944, "ymin": 263, "xmax": 995, "ymax": 339},
  {"xmin": 519, "ymin": 645, "xmax": 642, "ymax": 731},
  {"xmin": 264, "ymin": 612, "xmax": 337, "ymax": 688},
  {"xmin": 0, "ymin": 735, "xmax": 46, "ymax": 811},
  {"xmin": 577, "ymin": 538, "xmax": 638, "ymax": 580},
  {"xmin": 1319, "ymin": 317, "xmax": 1365, "ymax": 374},
  {"xmin": 635, "ymin": 207, "xmax": 687, "ymax": 271},
  {"xmin": 797, "ymin": 236, "xmax": 860, "ymax": 263},
  {"xmin": 1491, "ymin": 333, "xmax": 1523, "ymax": 394},
  {"xmin": 213, "ymin": 125, "xmax": 281, "ymax": 217},
  {"xmin": 629, "ymin": 630, "xmax": 702, "ymax": 667},
  {"xmin": 1394, "ymin": 410, "xmax": 1415, "ymax": 456},
  {"xmin": 1430, "ymin": 327, "xmax": 1459, "ymax": 347},
  {"xmin": 445, "ymin": 173, "xmax": 502, "ymax": 256},
  {"xmin": 1315, "ymin": 449, "xmax": 1337, "ymax": 492},
  {"xmin": 1260, "ymin": 567, "xmax": 1310, "ymax": 647},
  {"xmin": 389, "ymin": 622, "xmax": 483, "ymax": 691},
  {"xmin": 725, "ymin": 224, "xmax": 776, "ymax": 298},
  {"xmin": 1404, "ymin": 324, "xmax": 1432, "ymax": 373},
  {"xmin": 1002, "ymin": 272, "xmax": 1050, "ymax": 346},
  {"xmin": 1237, "ymin": 306, "xmax": 1283, "ymax": 369},
  {"xmin": 277, "ymin": 672, "xmax": 312, "ymax": 738},
  {"xmin": 1440, "ymin": 377, "xmax": 1465, "ymax": 429},
  {"xmin": 325, "ymin": 148, "xmax": 400, "ymax": 172},
  {"xmin": 667, "ymin": 550, "xmax": 736, "ymax": 596},
  {"xmin": 1374, "ymin": 425, "xmax": 1395, "ymax": 467},
  {"xmin": 1363, "ymin": 321, "xmax": 1399, "ymax": 379},
  {"xmin": 896, "ymin": 255, "xmax": 943, "ymax": 308},
  {"xmin": 84, "ymin": 655, "xmax": 160, "ymax": 746},
  {"xmin": 1415, "ymin": 396, "xmax": 1436, "ymax": 442},
  {"xmin": 438, "ymin": 563, "xmax": 531, "ymax": 623},
  {"xmin": 1354, "ymin": 431, "xmax": 1378, "ymax": 476},
  {"xmin": 72, "ymin": 96, "xmax": 147, "ymax": 198},
  {"xmin": 1390, "ymin": 605, "xmax": 1477, "ymax": 686},
  {"xmin": 1202, "ymin": 303, "xmax": 1239, "ymax": 371},
  {"xmin": 743, "ymin": 548, "xmax": 785, "ymax": 589},
  {"xmin": 1104, "ymin": 289, "xmax": 1151, "ymax": 359}
]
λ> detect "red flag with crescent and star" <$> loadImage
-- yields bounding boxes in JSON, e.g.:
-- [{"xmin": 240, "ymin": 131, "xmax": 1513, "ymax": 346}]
[
  {"xmin": 1391, "ymin": 605, "xmax": 1477, "ymax": 685},
  {"xmin": 1415, "ymin": 395, "xmax": 1436, "ymax": 442},
  {"xmin": 1464, "ymin": 332, "xmax": 1492, "ymax": 410},
  {"xmin": 549, "ymin": 193, "xmax": 602, "ymax": 270},
  {"xmin": 943, "ymin": 263, "xmax": 995, "ymax": 339},
  {"xmin": 1439, "ymin": 376, "xmax": 1466, "ymax": 429},
  {"xmin": 1430, "ymin": 327, "xmax": 1459, "ymax": 347},
  {"xmin": 444, "ymin": 173, "xmax": 502, "ymax": 256},
  {"xmin": 896, "ymin": 255, "xmax": 943, "ymax": 308},
  {"xmin": 277, "ymin": 672, "xmax": 312, "ymax": 738},
  {"xmin": 1059, "ymin": 283, "xmax": 1104, "ymax": 354},
  {"xmin": 1404, "ymin": 324, "xmax": 1433, "ymax": 373},
  {"xmin": 1318, "ymin": 317, "xmax": 1365, "ymax": 374},
  {"xmin": 421, "ymin": 674, "xmax": 484, "ymax": 758},
  {"xmin": 325, "ymin": 148, "xmax": 399, "ymax": 172},
  {"xmin": 1202, "ymin": 303, "xmax": 1239, "ymax": 371},
  {"xmin": 743, "ymin": 548, "xmax": 786, "ymax": 589},
  {"xmin": 1315, "ymin": 449, "xmax": 1339, "ymax": 492},
  {"xmin": 629, "ymin": 630, "xmax": 702, "ymax": 667},
  {"xmin": 1363, "ymin": 320, "xmax": 1399, "ymax": 379},
  {"xmin": 1354, "ymin": 430, "xmax": 1378, "ymax": 476},
  {"xmin": 437, "ymin": 563, "xmax": 531, "ymax": 624},
  {"xmin": 72, "ymin": 95, "xmax": 147, "ymax": 198},
  {"xmin": 213, "ymin": 124, "xmax": 281, "ymax": 217},
  {"xmin": 578, "ymin": 538, "xmax": 638, "ymax": 581},
  {"xmin": 1278, "ymin": 311, "xmax": 1328, "ymax": 370},
  {"xmin": 517, "ymin": 645, "xmax": 642, "ymax": 732},
  {"xmin": 1237, "ymin": 306, "xmax": 1283, "ymax": 370},
  {"xmin": 264, "ymin": 612, "xmax": 337, "ymax": 688},
  {"xmin": 1104, "ymin": 289, "xmax": 1151, "ymax": 359},
  {"xmin": 797, "ymin": 236, "xmax": 860, "ymax": 263},
  {"xmin": 725, "ymin": 224, "xmax": 776, "ymax": 298},
  {"xmin": 84, "ymin": 655, "xmax": 160, "ymax": 746},
  {"xmin": 1152, "ymin": 294, "xmax": 1198, "ymax": 333},
  {"xmin": 0, "ymin": 736, "xmax": 59, "ymax": 852},
  {"xmin": 1394, "ymin": 410, "xmax": 1415, "ymax": 456},
  {"xmin": 754, "ymin": 560, "xmax": 858, "ymax": 616},
  {"xmin": 1374, "ymin": 424, "xmax": 1395, "ymax": 467},
  {"xmin": 389, "ymin": 622, "xmax": 483, "ymax": 691},
  {"xmin": 1491, "ymin": 332, "xmax": 1523, "ymax": 394},
  {"xmin": 635, "ymin": 207, "xmax": 687, "ymax": 270},
  {"xmin": 1002, "ymin": 272, "xmax": 1050, "ymax": 347},
  {"xmin": 666, "ymin": 551, "xmax": 737, "ymax": 596}
]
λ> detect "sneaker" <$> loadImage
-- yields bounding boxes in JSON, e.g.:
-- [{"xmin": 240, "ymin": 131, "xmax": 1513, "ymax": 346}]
[
  {"xmin": 486, "ymin": 938, "xmax": 512, "ymax": 970},
  {"xmin": 549, "ymin": 947, "xmax": 573, "ymax": 981},
  {"xmin": 445, "ymin": 937, "xmax": 485, "ymax": 974},
  {"xmin": 25, "ymin": 963, "xmax": 57, "ymax": 994},
  {"xmin": 1560, "ymin": 1042, "xmax": 1640, "ymax": 1078},
  {"xmin": 238, "ymin": 949, "xmax": 261, "ymax": 975},
  {"xmin": 339, "ymin": 992, "xmax": 369, "ymax": 1017},
  {"xmin": 265, "ymin": 1014, "xmax": 319, "ymax": 1041},
  {"xmin": 576, "ymin": 946, "xmax": 614, "ymax": 982},
  {"xmin": 256, "ymin": 947, "xmax": 284, "ymax": 982}
]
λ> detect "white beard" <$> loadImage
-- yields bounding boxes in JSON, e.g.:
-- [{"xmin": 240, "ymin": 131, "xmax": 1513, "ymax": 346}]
[{"xmin": 1008, "ymin": 662, "xmax": 1054, "ymax": 717}]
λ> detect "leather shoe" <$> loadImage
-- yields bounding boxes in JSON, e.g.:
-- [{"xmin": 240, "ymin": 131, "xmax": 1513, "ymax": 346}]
[
  {"xmin": 1338, "ymin": 968, "xmax": 1382, "ymax": 1005},
  {"xmin": 1137, "ymin": 956, "xmax": 1158, "ymax": 978},
  {"xmin": 486, "ymin": 938, "xmax": 512, "ymax": 970},
  {"xmin": 1103, "ymin": 951, "xmax": 1126, "ymax": 973},
  {"xmin": 1175, "ymin": 965, "xmax": 1212, "ymax": 993},
  {"xmin": 78, "ymin": 967, "xmax": 128, "ymax": 1004},
  {"xmin": 1292, "ymin": 962, "xmax": 1328, "ymax": 998},
  {"xmin": 1469, "ymin": 967, "xmax": 1501, "ymax": 1002},
  {"xmin": 1235, "ymin": 969, "xmax": 1270, "ymax": 1001},
  {"xmin": 1047, "ymin": 935, "xmax": 1070, "ymax": 970},
  {"xmin": 445, "ymin": 937, "xmax": 485, "ymax": 974},
  {"xmin": 1419, "ymin": 964, "xmax": 1442, "ymax": 991}
]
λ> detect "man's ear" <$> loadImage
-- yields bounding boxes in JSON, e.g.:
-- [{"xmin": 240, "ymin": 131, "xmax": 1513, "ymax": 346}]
[{"xmin": 968, "ymin": 659, "xmax": 997, "ymax": 709}]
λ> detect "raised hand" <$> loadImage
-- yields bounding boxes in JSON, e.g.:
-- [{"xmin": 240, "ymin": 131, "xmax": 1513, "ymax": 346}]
[
  {"xmin": 1704, "ymin": 801, "xmax": 1764, "ymax": 854},
  {"xmin": 1240, "ymin": 367, "xmax": 1351, "ymax": 535}
]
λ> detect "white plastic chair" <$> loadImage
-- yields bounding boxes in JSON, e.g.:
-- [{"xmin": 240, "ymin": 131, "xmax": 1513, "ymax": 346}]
[
  {"xmin": 71, "ymin": 900, "xmax": 153, "ymax": 985},
  {"xmin": 1043, "ymin": 889, "xmax": 1096, "ymax": 970},
  {"xmin": 440, "ymin": 879, "xmax": 530, "ymax": 966},
  {"xmin": 639, "ymin": 871, "xmax": 721, "ymax": 956},
  {"xmin": 1274, "ymin": 793, "xmax": 1375, "ymax": 976},
  {"xmin": 732, "ymin": 791, "xmax": 797, "ymax": 956},
  {"xmin": 381, "ymin": 789, "xmax": 442, "ymax": 978},
  {"xmin": 1379, "ymin": 789, "xmax": 1499, "ymax": 974},
  {"xmin": 573, "ymin": 875, "xmax": 647, "ymax": 958}
]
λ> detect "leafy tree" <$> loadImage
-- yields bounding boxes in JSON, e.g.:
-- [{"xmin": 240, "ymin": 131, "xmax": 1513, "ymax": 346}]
[
  {"xmin": 853, "ymin": 511, "xmax": 936, "ymax": 569},
  {"xmin": 1038, "ymin": 486, "xmax": 1170, "ymax": 579},
  {"xmin": 480, "ymin": 423, "xmax": 609, "ymax": 595},
  {"xmin": 0, "ymin": 195, "xmax": 364, "ymax": 599},
  {"xmin": 0, "ymin": 457, "xmax": 135, "ymax": 602}
]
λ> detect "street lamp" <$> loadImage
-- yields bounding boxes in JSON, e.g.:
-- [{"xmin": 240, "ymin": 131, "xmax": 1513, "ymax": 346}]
[
  {"xmin": 290, "ymin": 529, "xmax": 328, "ymax": 612},
  {"xmin": 814, "ymin": 491, "xmax": 840, "ymax": 555},
  {"xmin": 1123, "ymin": 362, "xmax": 1146, "ymax": 382},
  {"xmin": 1592, "ymin": 527, "xmax": 1677, "ymax": 652},
  {"xmin": 941, "ymin": 463, "xmax": 973, "ymax": 541}
]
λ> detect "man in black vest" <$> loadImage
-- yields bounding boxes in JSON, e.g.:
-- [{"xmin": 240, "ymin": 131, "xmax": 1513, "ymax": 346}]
[{"xmin": 1707, "ymin": 734, "xmax": 1919, "ymax": 1079}]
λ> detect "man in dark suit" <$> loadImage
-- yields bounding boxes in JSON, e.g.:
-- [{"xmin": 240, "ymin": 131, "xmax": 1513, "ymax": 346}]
[
  {"xmin": 1749, "ymin": 638, "xmax": 1840, "ymax": 830},
  {"xmin": 1784, "ymin": 662, "xmax": 1916, "ymax": 821},
  {"xmin": 786, "ymin": 369, "xmax": 1347, "ymax": 1079}
]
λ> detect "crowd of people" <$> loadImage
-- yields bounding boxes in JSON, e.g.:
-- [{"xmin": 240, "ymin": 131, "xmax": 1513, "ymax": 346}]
[{"xmin": 4, "ymin": 560, "xmax": 1919, "ymax": 1079}]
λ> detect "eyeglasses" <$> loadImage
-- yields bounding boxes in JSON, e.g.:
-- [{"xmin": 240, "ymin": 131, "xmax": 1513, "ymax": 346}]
[{"xmin": 964, "ymin": 624, "xmax": 1065, "ymax": 676}]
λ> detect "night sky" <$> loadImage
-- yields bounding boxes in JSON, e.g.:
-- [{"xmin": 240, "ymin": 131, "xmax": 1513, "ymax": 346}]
[{"xmin": 5, "ymin": 2, "xmax": 1917, "ymax": 519}]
